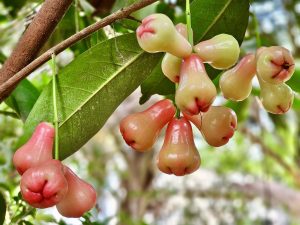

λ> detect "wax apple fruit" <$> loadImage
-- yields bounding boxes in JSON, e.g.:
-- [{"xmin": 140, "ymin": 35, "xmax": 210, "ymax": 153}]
[
  {"xmin": 120, "ymin": 99, "xmax": 176, "ymax": 151},
  {"xmin": 161, "ymin": 54, "xmax": 182, "ymax": 83},
  {"xmin": 136, "ymin": 14, "xmax": 192, "ymax": 58},
  {"xmin": 256, "ymin": 46, "xmax": 295, "ymax": 84},
  {"xmin": 157, "ymin": 117, "xmax": 201, "ymax": 176},
  {"xmin": 185, "ymin": 106, "xmax": 237, "ymax": 147},
  {"xmin": 13, "ymin": 122, "xmax": 54, "ymax": 175},
  {"xmin": 219, "ymin": 53, "xmax": 256, "ymax": 101},
  {"xmin": 161, "ymin": 23, "xmax": 189, "ymax": 83},
  {"xmin": 175, "ymin": 54, "xmax": 217, "ymax": 114},
  {"xmin": 56, "ymin": 166, "xmax": 97, "ymax": 218},
  {"xmin": 259, "ymin": 80, "xmax": 294, "ymax": 114},
  {"xmin": 194, "ymin": 34, "xmax": 240, "ymax": 69},
  {"xmin": 20, "ymin": 160, "xmax": 68, "ymax": 208}
]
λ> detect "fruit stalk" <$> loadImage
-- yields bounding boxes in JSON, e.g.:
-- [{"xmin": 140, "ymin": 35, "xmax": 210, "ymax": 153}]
[
  {"xmin": 51, "ymin": 54, "xmax": 59, "ymax": 160},
  {"xmin": 186, "ymin": 0, "xmax": 193, "ymax": 46}
]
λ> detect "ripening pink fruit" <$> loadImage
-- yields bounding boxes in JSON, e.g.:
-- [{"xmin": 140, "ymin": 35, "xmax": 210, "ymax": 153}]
[
  {"xmin": 13, "ymin": 122, "xmax": 54, "ymax": 175},
  {"xmin": 259, "ymin": 80, "xmax": 294, "ymax": 114},
  {"xmin": 56, "ymin": 166, "xmax": 97, "ymax": 218},
  {"xmin": 20, "ymin": 160, "xmax": 68, "ymax": 208},
  {"xmin": 157, "ymin": 117, "xmax": 201, "ymax": 176},
  {"xmin": 136, "ymin": 14, "xmax": 192, "ymax": 58},
  {"xmin": 161, "ymin": 23, "xmax": 190, "ymax": 83},
  {"xmin": 120, "ymin": 99, "xmax": 176, "ymax": 152},
  {"xmin": 175, "ymin": 54, "xmax": 217, "ymax": 115},
  {"xmin": 256, "ymin": 46, "xmax": 295, "ymax": 84},
  {"xmin": 185, "ymin": 106, "xmax": 237, "ymax": 147},
  {"xmin": 194, "ymin": 34, "xmax": 240, "ymax": 69},
  {"xmin": 219, "ymin": 53, "xmax": 256, "ymax": 101}
]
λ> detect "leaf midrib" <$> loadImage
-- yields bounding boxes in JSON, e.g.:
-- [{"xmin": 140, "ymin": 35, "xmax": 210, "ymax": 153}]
[
  {"xmin": 59, "ymin": 51, "xmax": 144, "ymax": 127},
  {"xmin": 198, "ymin": 0, "xmax": 233, "ymax": 41}
]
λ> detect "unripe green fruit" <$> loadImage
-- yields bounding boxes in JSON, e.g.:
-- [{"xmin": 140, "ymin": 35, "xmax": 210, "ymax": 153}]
[
  {"xmin": 175, "ymin": 54, "xmax": 217, "ymax": 115},
  {"xmin": 120, "ymin": 99, "xmax": 176, "ymax": 152},
  {"xmin": 136, "ymin": 14, "xmax": 192, "ymax": 58},
  {"xmin": 157, "ymin": 117, "xmax": 201, "ymax": 176},
  {"xmin": 259, "ymin": 80, "xmax": 294, "ymax": 114},
  {"xmin": 161, "ymin": 23, "xmax": 189, "ymax": 83},
  {"xmin": 256, "ymin": 46, "xmax": 295, "ymax": 84},
  {"xmin": 194, "ymin": 34, "xmax": 240, "ymax": 69},
  {"xmin": 219, "ymin": 53, "xmax": 256, "ymax": 101}
]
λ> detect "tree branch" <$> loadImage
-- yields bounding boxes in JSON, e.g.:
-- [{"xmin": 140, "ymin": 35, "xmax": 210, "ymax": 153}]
[
  {"xmin": 0, "ymin": 0, "xmax": 73, "ymax": 85},
  {"xmin": 0, "ymin": 0, "xmax": 157, "ymax": 102}
]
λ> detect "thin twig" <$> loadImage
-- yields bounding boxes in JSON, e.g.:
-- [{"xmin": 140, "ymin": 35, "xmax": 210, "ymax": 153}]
[{"xmin": 0, "ymin": 0, "xmax": 157, "ymax": 102}]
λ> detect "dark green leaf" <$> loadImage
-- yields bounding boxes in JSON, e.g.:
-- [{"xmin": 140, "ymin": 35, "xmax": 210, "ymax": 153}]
[
  {"xmin": 139, "ymin": 60, "xmax": 175, "ymax": 104},
  {"xmin": 191, "ymin": 0, "xmax": 250, "ymax": 44},
  {"xmin": 5, "ymin": 79, "xmax": 40, "ymax": 121},
  {"xmin": 139, "ymin": 0, "xmax": 250, "ymax": 103},
  {"xmin": 22, "ymin": 34, "xmax": 162, "ymax": 159},
  {"xmin": 0, "ymin": 192, "xmax": 6, "ymax": 225}
]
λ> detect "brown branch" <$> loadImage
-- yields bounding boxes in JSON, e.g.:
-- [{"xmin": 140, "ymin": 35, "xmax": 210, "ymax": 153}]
[
  {"xmin": 0, "ymin": 0, "xmax": 73, "ymax": 85},
  {"xmin": 0, "ymin": 0, "xmax": 158, "ymax": 102}
]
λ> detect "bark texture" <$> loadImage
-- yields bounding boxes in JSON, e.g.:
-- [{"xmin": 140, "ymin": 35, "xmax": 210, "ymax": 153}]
[{"xmin": 0, "ymin": 0, "xmax": 73, "ymax": 85}]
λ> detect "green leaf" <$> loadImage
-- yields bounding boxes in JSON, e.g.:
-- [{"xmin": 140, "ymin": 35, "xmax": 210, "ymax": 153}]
[
  {"xmin": 287, "ymin": 69, "xmax": 300, "ymax": 93},
  {"xmin": 0, "ymin": 191, "xmax": 6, "ymax": 225},
  {"xmin": 22, "ymin": 34, "xmax": 162, "ymax": 159},
  {"xmin": 139, "ymin": 0, "xmax": 250, "ymax": 103},
  {"xmin": 191, "ymin": 0, "xmax": 249, "ymax": 44},
  {"xmin": 139, "ymin": 60, "xmax": 175, "ymax": 104},
  {"xmin": 5, "ymin": 79, "xmax": 40, "ymax": 121}
]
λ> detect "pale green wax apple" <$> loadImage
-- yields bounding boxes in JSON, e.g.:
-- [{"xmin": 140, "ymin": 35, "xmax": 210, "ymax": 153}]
[
  {"xmin": 220, "ymin": 53, "xmax": 256, "ymax": 101},
  {"xmin": 136, "ymin": 14, "xmax": 192, "ymax": 58},
  {"xmin": 194, "ymin": 34, "xmax": 240, "ymax": 69}
]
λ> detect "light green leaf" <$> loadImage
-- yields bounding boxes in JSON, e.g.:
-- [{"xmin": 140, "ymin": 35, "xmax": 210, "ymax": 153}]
[{"xmin": 22, "ymin": 34, "xmax": 162, "ymax": 159}]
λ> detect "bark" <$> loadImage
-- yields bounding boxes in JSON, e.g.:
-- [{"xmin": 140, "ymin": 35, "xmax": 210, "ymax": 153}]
[{"xmin": 0, "ymin": 0, "xmax": 73, "ymax": 85}]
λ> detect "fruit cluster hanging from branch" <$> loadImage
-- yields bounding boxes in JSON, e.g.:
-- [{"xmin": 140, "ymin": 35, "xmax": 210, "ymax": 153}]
[{"xmin": 120, "ymin": 12, "xmax": 295, "ymax": 176}]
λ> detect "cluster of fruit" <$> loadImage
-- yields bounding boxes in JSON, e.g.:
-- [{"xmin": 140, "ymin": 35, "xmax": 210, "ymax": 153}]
[
  {"xmin": 119, "ymin": 13, "xmax": 295, "ymax": 176},
  {"xmin": 13, "ymin": 122, "xmax": 97, "ymax": 218}
]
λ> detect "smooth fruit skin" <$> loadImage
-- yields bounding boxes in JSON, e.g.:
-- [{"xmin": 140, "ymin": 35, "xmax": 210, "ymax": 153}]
[
  {"xmin": 219, "ymin": 53, "xmax": 256, "ymax": 101},
  {"xmin": 13, "ymin": 122, "xmax": 54, "ymax": 175},
  {"xmin": 157, "ymin": 117, "xmax": 200, "ymax": 176},
  {"xmin": 136, "ymin": 14, "xmax": 192, "ymax": 58},
  {"xmin": 194, "ymin": 34, "xmax": 240, "ymax": 69},
  {"xmin": 161, "ymin": 54, "xmax": 182, "ymax": 83},
  {"xmin": 120, "ymin": 99, "xmax": 176, "ymax": 152},
  {"xmin": 20, "ymin": 160, "xmax": 68, "ymax": 208},
  {"xmin": 56, "ymin": 166, "xmax": 97, "ymax": 218},
  {"xmin": 260, "ymin": 80, "xmax": 294, "ymax": 114},
  {"xmin": 256, "ymin": 46, "xmax": 295, "ymax": 84},
  {"xmin": 161, "ymin": 24, "xmax": 189, "ymax": 83},
  {"xmin": 200, "ymin": 106, "xmax": 237, "ymax": 147},
  {"xmin": 175, "ymin": 54, "xmax": 217, "ymax": 115},
  {"xmin": 183, "ymin": 112, "xmax": 202, "ymax": 130}
]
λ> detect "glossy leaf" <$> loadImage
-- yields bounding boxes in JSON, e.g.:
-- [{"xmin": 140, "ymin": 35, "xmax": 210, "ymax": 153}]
[
  {"xmin": 139, "ymin": 60, "xmax": 175, "ymax": 104},
  {"xmin": 22, "ymin": 34, "xmax": 162, "ymax": 159},
  {"xmin": 5, "ymin": 79, "xmax": 40, "ymax": 121},
  {"xmin": 139, "ymin": 0, "xmax": 250, "ymax": 104}
]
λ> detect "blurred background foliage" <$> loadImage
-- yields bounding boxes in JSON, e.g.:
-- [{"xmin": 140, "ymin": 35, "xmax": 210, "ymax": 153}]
[{"xmin": 1, "ymin": 0, "xmax": 300, "ymax": 224}]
